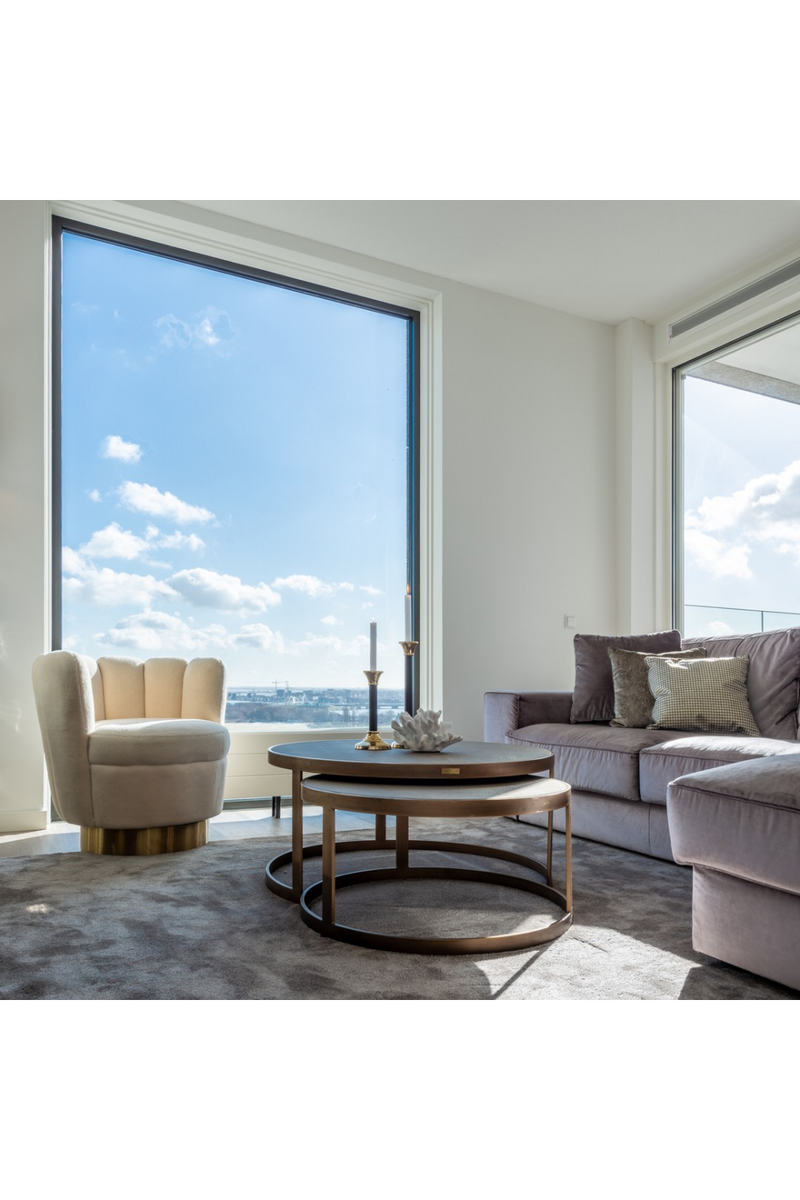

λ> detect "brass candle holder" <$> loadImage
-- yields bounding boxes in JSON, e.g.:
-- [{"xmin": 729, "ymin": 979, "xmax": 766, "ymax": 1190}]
[{"xmin": 355, "ymin": 669, "xmax": 391, "ymax": 750}]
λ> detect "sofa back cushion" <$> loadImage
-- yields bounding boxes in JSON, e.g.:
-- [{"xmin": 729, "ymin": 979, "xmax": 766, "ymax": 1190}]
[
  {"xmin": 570, "ymin": 630, "xmax": 682, "ymax": 723},
  {"xmin": 683, "ymin": 627, "xmax": 800, "ymax": 741}
]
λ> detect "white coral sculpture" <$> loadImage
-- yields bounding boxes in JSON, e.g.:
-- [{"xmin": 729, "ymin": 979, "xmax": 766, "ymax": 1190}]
[{"xmin": 390, "ymin": 708, "xmax": 463, "ymax": 752}]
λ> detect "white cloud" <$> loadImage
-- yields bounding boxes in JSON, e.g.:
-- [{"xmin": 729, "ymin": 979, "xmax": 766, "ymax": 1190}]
[
  {"xmin": 155, "ymin": 314, "xmax": 192, "ymax": 349},
  {"xmin": 62, "ymin": 556, "xmax": 178, "ymax": 608},
  {"xmin": 321, "ymin": 615, "xmax": 341, "ymax": 626},
  {"xmin": 707, "ymin": 620, "xmax": 734, "ymax": 636},
  {"xmin": 168, "ymin": 568, "xmax": 281, "ymax": 612},
  {"xmin": 77, "ymin": 522, "xmax": 205, "ymax": 563},
  {"xmin": 685, "ymin": 459, "xmax": 800, "ymax": 578},
  {"xmin": 102, "ymin": 435, "xmax": 142, "ymax": 463},
  {"xmin": 80, "ymin": 523, "xmax": 149, "ymax": 561},
  {"xmin": 156, "ymin": 307, "xmax": 235, "ymax": 351},
  {"xmin": 230, "ymin": 623, "xmax": 284, "ymax": 652},
  {"xmin": 225, "ymin": 626, "xmax": 369, "ymax": 659},
  {"xmin": 684, "ymin": 530, "xmax": 752, "ymax": 580},
  {"xmin": 158, "ymin": 531, "xmax": 206, "ymax": 553},
  {"xmin": 88, "ymin": 489, "xmax": 102, "ymax": 503},
  {"xmin": 290, "ymin": 632, "xmax": 370, "ymax": 658},
  {"xmin": 272, "ymin": 574, "xmax": 354, "ymax": 598},
  {"xmin": 97, "ymin": 610, "xmax": 227, "ymax": 653},
  {"xmin": 118, "ymin": 481, "xmax": 215, "ymax": 525},
  {"xmin": 62, "ymin": 546, "xmax": 86, "ymax": 575},
  {"xmin": 359, "ymin": 584, "xmax": 383, "ymax": 596}
]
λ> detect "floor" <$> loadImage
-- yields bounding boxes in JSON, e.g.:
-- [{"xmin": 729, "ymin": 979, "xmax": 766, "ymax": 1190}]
[{"xmin": 0, "ymin": 802, "xmax": 382, "ymax": 858}]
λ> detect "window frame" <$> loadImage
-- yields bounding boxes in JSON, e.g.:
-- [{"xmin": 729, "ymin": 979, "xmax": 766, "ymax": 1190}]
[{"xmin": 51, "ymin": 214, "xmax": 422, "ymax": 718}]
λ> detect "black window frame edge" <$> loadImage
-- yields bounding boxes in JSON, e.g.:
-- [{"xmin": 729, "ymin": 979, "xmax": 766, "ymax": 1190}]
[
  {"xmin": 671, "ymin": 304, "xmax": 800, "ymax": 631},
  {"xmin": 51, "ymin": 213, "xmax": 422, "ymax": 710}
]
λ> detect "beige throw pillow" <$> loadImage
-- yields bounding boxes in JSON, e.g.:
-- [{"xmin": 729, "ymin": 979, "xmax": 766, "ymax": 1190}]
[
  {"xmin": 644, "ymin": 655, "xmax": 760, "ymax": 737},
  {"xmin": 608, "ymin": 646, "xmax": 707, "ymax": 728}
]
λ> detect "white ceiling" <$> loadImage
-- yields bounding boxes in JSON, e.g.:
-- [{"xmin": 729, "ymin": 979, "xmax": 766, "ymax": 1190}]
[{"xmin": 188, "ymin": 200, "xmax": 800, "ymax": 327}]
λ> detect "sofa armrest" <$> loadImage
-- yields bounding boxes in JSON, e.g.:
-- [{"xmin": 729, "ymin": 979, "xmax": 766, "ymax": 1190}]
[{"xmin": 484, "ymin": 690, "xmax": 573, "ymax": 742}]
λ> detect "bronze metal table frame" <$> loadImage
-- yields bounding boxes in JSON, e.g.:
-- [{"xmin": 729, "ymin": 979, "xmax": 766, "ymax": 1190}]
[
  {"xmin": 264, "ymin": 741, "xmax": 559, "ymax": 905},
  {"xmin": 297, "ymin": 774, "xmax": 572, "ymax": 955}
]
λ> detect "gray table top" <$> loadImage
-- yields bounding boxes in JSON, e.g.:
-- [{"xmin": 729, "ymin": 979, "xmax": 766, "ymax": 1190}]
[
  {"xmin": 267, "ymin": 738, "xmax": 554, "ymax": 780},
  {"xmin": 302, "ymin": 773, "xmax": 570, "ymax": 818}
]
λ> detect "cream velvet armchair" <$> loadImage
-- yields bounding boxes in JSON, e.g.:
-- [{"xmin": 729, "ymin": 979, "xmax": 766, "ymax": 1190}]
[{"xmin": 32, "ymin": 652, "xmax": 230, "ymax": 855}]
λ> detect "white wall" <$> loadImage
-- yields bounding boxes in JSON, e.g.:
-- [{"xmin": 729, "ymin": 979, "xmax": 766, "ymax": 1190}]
[
  {"xmin": 0, "ymin": 199, "xmax": 618, "ymax": 828},
  {"xmin": 615, "ymin": 318, "xmax": 659, "ymax": 634},
  {"xmin": 440, "ymin": 279, "xmax": 616, "ymax": 732},
  {"xmin": 0, "ymin": 202, "xmax": 49, "ymax": 831}
]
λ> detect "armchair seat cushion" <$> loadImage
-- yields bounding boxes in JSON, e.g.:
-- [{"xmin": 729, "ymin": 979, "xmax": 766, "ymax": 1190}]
[
  {"xmin": 507, "ymin": 723, "xmax": 677, "ymax": 801},
  {"xmin": 89, "ymin": 718, "xmax": 230, "ymax": 767}
]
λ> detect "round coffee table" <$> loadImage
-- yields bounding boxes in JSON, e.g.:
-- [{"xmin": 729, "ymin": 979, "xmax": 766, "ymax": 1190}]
[
  {"xmin": 299, "ymin": 774, "xmax": 572, "ymax": 955},
  {"xmin": 265, "ymin": 740, "xmax": 556, "ymax": 902}
]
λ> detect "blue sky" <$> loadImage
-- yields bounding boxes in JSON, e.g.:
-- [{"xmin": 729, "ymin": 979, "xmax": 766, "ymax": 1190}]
[
  {"xmin": 60, "ymin": 232, "xmax": 410, "ymax": 687},
  {"xmin": 683, "ymin": 376, "xmax": 800, "ymax": 634}
]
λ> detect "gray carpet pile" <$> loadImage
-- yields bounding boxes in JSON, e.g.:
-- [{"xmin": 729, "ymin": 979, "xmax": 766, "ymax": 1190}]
[{"xmin": 0, "ymin": 819, "xmax": 796, "ymax": 1000}]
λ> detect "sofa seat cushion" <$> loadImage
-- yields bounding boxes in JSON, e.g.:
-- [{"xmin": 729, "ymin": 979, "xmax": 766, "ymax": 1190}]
[
  {"xmin": 507, "ymin": 723, "xmax": 677, "ymax": 801},
  {"xmin": 639, "ymin": 735, "xmax": 800, "ymax": 804},
  {"xmin": 89, "ymin": 718, "xmax": 230, "ymax": 767},
  {"xmin": 667, "ymin": 757, "xmax": 800, "ymax": 896}
]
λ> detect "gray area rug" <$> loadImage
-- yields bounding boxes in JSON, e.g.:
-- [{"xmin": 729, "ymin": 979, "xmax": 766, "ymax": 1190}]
[{"xmin": 1, "ymin": 818, "xmax": 796, "ymax": 1000}]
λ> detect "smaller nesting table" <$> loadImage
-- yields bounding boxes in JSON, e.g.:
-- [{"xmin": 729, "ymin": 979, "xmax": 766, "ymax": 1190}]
[{"xmin": 299, "ymin": 773, "xmax": 572, "ymax": 955}]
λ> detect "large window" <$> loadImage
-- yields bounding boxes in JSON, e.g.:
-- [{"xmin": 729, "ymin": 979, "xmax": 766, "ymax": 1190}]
[
  {"xmin": 54, "ymin": 219, "xmax": 418, "ymax": 728},
  {"xmin": 675, "ymin": 315, "xmax": 800, "ymax": 637}
]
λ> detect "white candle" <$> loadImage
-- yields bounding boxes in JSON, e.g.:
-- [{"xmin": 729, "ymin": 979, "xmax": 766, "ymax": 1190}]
[
  {"xmin": 369, "ymin": 621, "xmax": 377, "ymax": 670},
  {"xmin": 405, "ymin": 586, "xmax": 412, "ymax": 641}
]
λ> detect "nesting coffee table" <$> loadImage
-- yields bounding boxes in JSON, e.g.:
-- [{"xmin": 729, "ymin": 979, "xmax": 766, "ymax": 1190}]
[{"xmin": 265, "ymin": 740, "xmax": 572, "ymax": 955}]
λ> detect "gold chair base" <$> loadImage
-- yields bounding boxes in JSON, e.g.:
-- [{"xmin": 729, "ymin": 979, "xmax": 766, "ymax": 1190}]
[{"xmin": 80, "ymin": 820, "xmax": 209, "ymax": 856}]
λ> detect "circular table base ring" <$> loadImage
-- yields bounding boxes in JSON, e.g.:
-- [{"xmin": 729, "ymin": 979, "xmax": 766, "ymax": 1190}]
[
  {"xmin": 265, "ymin": 837, "xmax": 553, "ymax": 902},
  {"xmin": 299, "ymin": 859, "xmax": 572, "ymax": 956}
]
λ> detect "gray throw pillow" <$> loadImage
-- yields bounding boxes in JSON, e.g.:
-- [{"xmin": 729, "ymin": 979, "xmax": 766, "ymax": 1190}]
[
  {"xmin": 645, "ymin": 655, "xmax": 761, "ymax": 737},
  {"xmin": 608, "ymin": 645, "xmax": 708, "ymax": 728},
  {"xmin": 570, "ymin": 630, "xmax": 682, "ymax": 723}
]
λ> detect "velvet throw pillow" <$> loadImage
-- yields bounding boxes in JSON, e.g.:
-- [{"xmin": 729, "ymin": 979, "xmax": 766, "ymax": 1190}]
[
  {"xmin": 608, "ymin": 645, "xmax": 708, "ymax": 728},
  {"xmin": 570, "ymin": 630, "xmax": 682, "ymax": 724},
  {"xmin": 645, "ymin": 655, "xmax": 761, "ymax": 737}
]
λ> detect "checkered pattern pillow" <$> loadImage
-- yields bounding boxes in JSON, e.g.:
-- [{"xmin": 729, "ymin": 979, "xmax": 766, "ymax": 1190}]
[{"xmin": 644, "ymin": 655, "xmax": 761, "ymax": 737}]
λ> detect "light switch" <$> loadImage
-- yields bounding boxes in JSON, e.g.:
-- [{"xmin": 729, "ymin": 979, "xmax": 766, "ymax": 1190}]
[{"xmin": 564, "ymin": 615, "xmax": 576, "ymax": 629}]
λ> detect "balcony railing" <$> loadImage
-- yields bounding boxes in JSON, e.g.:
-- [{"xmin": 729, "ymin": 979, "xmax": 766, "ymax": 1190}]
[{"xmin": 683, "ymin": 603, "xmax": 800, "ymax": 638}]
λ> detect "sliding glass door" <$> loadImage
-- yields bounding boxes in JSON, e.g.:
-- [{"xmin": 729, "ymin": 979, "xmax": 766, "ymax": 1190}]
[{"xmin": 674, "ymin": 315, "xmax": 800, "ymax": 636}]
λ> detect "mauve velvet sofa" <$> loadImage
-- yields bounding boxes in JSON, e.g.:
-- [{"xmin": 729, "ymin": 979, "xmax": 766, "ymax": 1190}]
[{"xmin": 484, "ymin": 626, "xmax": 800, "ymax": 991}]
